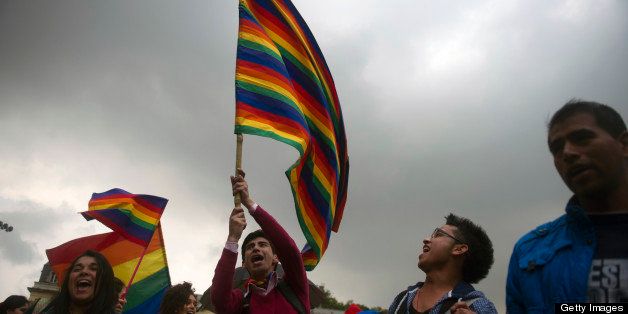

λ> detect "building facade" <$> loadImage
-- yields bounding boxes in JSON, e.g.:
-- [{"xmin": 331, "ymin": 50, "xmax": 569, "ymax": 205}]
[{"xmin": 27, "ymin": 263, "xmax": 59, "ymax": 313}]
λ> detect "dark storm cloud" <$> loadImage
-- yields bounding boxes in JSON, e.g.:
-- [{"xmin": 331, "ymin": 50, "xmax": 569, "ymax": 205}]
[
  {"xmin": 0, "ymin": 226, "xmax": 38, "ymax": 265},
  {"xmin": 1, "ymin": 0, "xmax": 627, "ymax": 310},
  {"xmin": 0, "ymin": 198, "xmax": 67, "ymax": 264}
]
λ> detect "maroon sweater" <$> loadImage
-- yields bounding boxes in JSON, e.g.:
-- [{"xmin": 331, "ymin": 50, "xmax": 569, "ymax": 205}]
[{"xmin": 211, "ymin": 205, "xmax": 310, "ymax": 314}]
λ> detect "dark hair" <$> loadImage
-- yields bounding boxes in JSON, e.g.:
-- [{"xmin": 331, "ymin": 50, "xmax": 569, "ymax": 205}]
[
  {"xmin": 47, "ymin": 250, "xmax": 117, "ymax": 314},
  {"xmin": 198, "ymin": 287, "xmax": 214, "ymax": 312},
  {"xmin": 241, "ymin": 229, "xmax": 275, "ymax": 260},
  {"xmin": 445, "ymin": 213, "xmax": 494, "ymax": 284},
  {"xmin": 548, "ymin": 99, "xmax": 626, "ymax": 138},
  {"xmin": 113, "ymin": 277, "xmax": 125, "ymax": 295},
  {"xmin": 0, "ymin": 295, "xmax": 29, "ymax": 312},
  {"xmin": 159, "ymin": 282, "xmax": 195, "ymax": 314}
]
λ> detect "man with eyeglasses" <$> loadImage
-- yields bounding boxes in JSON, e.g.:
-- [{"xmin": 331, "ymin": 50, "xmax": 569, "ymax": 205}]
[
  {"xmin": 388, "ymin": 214, "xmax": 497, "ymax": 314},
  {"xmin": 507, "ymin": 101, "xmax": 628, "ymax": 311}
]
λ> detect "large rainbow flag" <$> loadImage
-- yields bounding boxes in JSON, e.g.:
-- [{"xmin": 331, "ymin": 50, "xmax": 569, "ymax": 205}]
[
  {"xmin": 81, "ymin": 188, "xmax": 168, "ymax": 247},
  {"xmin": 235, "ymin": 0, "xmax": 349, "ymax": 270},
  {"xmin": 46, "ymin": 226, "xmax": 171, "ymax": 314}
]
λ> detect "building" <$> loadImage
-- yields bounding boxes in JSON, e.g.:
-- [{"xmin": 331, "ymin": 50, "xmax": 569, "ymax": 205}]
[{"xmin": 27, "ymin": 263, "xmax": 59, "ymax": 313}]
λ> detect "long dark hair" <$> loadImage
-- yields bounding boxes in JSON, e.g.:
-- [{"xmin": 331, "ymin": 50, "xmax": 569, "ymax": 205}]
[
  {"xmin": 47, "ymin": 250, "xmax": 117, "ymax": 314},
  {"xmin": 0, "ymin": 295, "xmax": 29, "ymax": 313}
]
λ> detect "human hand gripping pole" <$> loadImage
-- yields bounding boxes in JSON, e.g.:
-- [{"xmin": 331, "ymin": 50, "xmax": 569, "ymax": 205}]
[
  {"xmin": 228, "ymin": 169, "xmax": 255, "ymax": 242},
  {"xmin": 231, "ymin": 169, "xmax": 255, "ymax": 210},
  {"xmin": 227, "ymin": 207, "xmax": 247, "ymax": 243}
]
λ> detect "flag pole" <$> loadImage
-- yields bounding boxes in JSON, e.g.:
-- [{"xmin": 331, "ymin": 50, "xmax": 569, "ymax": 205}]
[
  {"xmin": 156, "ymin": 223, "xmax": 171, "ymax": 283},
  {"xmin": 234, "ymin": 134, "xmax": 243, "ymax": 208},
  {"xmin": 122, "ymin": 224, "xmax": 168, "ymax": 300},
  {"xmin": 122, "ymin": 241, "xmax": 151, "ymax": 298}
]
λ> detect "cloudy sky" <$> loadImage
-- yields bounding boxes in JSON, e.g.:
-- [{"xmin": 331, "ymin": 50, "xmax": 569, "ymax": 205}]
[{"xmin": 1, "ymin": 0, "xmax": 627, "ymax": 311}]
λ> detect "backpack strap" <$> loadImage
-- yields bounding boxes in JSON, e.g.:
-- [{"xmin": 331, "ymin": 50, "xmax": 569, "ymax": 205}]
[
  {"xmin": 390, "ymin": 290, "xmax": 408, "ymax": 314},
  {"xmin": 277, "ymin": 280, "xmax": 306, "ymax": 314},
  {"xmin": 241, "ymin": 289, "xmax": 251, "ymax": 314},
  {"xmin": 465, "ymin": 298, "xmax": 480, "ymax": 307},
  {"xmin": 440, "ymin": 297, "xmax": 481, "ymax": 314}
]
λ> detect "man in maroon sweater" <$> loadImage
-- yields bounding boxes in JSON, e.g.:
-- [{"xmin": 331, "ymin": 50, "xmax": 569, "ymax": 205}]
[{"xmin": 211, "ymin": 170, "xmax": 310, "ymax": 314}]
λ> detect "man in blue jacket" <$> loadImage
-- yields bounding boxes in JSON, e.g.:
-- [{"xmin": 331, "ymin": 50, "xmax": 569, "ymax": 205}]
[{"xmin": 507, "ymin": 100, "xmax": 628, "ymax": 312}]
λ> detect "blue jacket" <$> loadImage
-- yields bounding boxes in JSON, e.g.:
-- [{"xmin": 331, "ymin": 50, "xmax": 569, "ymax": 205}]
[{"xmin": 506, "ymin": 197, "xmax": 596, "ymax": 313}]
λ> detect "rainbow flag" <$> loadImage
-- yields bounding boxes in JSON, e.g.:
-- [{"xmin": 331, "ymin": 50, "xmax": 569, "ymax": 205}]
[
  {"xmin": 82, "ymin": 188, "xmax": 168, "ymax": 247},
  {"xmin": 235, "ymin": 0, "xmax": 349, "ymax": 270},
  {"xmin": 46, "ymin": 226, "xmax": 171, "ymax": 314}
]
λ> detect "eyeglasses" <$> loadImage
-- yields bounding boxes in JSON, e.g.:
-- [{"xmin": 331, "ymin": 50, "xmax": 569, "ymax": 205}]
[{"xmin": 431, "ymin": 228, "xmax": 465, "ymax": 244}]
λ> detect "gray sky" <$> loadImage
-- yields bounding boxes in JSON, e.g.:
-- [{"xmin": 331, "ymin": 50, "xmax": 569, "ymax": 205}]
[{"xmin": 1, "ymin": 0, "xmax": 627, "ymax": 311}]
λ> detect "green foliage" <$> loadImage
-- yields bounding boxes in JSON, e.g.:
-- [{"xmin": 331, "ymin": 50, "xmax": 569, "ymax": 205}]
[
  {"xmin": 316, "ymin": 284, "xmax": 388, "ymax": 313},
  {"xmin": 317, "ymin": 284, "xmax": 344, "ymax": 310}
]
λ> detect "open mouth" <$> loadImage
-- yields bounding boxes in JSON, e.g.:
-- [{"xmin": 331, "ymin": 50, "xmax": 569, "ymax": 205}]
[
  {"xmin": 251, "ymin": 254, "xmax": 264, "ymax": 263},
  {"xmin": 76, "ymin": 279, "xmax": 93, "ymax": 292},
  {"xmin": 422, "ymin": 245, "xmax": 430, "ymax": 253}
]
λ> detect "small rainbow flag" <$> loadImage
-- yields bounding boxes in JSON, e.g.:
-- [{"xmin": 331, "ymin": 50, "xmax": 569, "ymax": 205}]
[
  {"xmin": 82, "ymin": 188, "xmax": 168, "ymax": 247},
  {"xmin": 46, "ymin": 226, "xmax": 171, "ymax": 314},
  {"xmin": 235, "ymin": 0, "xmax": 349, "ymax": 270}
]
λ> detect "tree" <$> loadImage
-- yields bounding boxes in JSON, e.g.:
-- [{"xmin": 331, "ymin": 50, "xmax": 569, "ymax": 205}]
[{"xmin": 316, "ymin": 284, "xmax": 387, "ymax": 313}]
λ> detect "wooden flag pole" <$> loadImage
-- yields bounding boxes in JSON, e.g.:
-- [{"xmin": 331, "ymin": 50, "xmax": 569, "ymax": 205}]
[{"xmin": 234, "ymin": 134, "xmax": 243, "ymax": 208}]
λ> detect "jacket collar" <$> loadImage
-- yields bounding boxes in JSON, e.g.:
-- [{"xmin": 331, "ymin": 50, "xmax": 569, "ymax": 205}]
[
  {"xmin": 565, "ymin": 196, "xmax": 594, "ymax": 228},
  {"xmin": 244, "ymin": 271, "xmax": 279, "ymax": 297},
  {"xmin": 409, "ymin": 281, "xmax": 475, "ymax": 298},
  {"xmin": 450, "ymin": 281, "xmax": 476, "ymax": 297},
  {"xmin": 516, "ymin": 196, "xmax": 595, "ymax": 270}
]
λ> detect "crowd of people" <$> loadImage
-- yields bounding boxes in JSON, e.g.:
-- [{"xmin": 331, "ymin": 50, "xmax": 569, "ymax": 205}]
[
  {"xmin": 2, "ymin": 256, "xmax": 200, "ymax": 314},
  {"xmin": 2, "ymin": 100, "xmax": 627, "ymax": 313}
]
